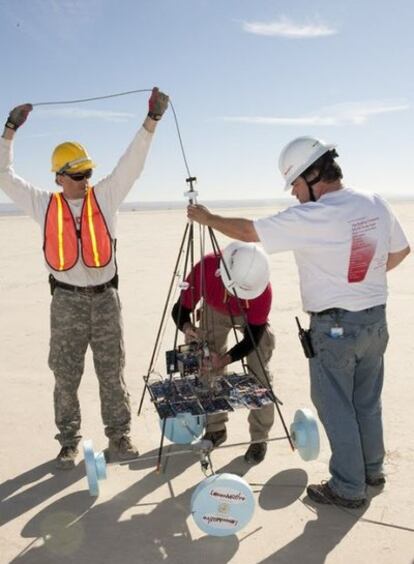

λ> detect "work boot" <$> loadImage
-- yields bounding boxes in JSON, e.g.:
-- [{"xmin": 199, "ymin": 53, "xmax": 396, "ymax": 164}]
[
  {"xmin": 108, "ymin": 436, "xmax": 139, "ymax": 461},
  {"xmin": 202, "ymin": 429, "xmax": 227, "ymax": 448},
  {"xmin": 366, "ymin": 473, "xmax": 386, "ymax": 487},
  {"xmin": 56, "ymin": 445, "xmax": 79, "ymax": 470},
  {"xmin": 244, "ymin": 442, "xmax": 267, "ymax": 465},
  {"xmin": 307, "ymin": 482, "xmax": 366, "ymax": 509}
]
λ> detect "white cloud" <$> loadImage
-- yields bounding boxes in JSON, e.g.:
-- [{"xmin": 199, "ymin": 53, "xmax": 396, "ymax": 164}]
[
  {"xmin": 242, "ymin": 16, "xmax": 337, "ymax": 38},
  {"xmin": 36, "ymin": 107, "xmax": 135, "ymax": 123},
  {"xmin": 222, "ymin": 100, "xmax": 410, "ymax": 126}
]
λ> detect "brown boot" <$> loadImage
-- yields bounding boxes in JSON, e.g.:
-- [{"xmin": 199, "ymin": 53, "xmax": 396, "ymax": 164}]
[
  {"xmin": 366, "ymin": 473, "xmax": 386, "ymax": 487},
  {"xmin": 244, "ymin": 442, "xmax": 267, "ymax": 465},
  {"xmin": 108, "ymin": 436, "xmax": 139, "ymax": 461},
  {"xmin": 307, "ymin": 482, "xmax": 366, "ymax": 508},
  {"xmin": 202, "ymin": 429, "xmax": 227, "ymax": 448},
  {"xmin": 56, "ymin": 445, "xmax": 78, "ymax": 470}
]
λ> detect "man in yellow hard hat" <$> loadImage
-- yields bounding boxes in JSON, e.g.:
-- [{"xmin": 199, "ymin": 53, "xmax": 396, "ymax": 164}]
[{"xmin": 0, "ymin": 88, "xmax": 169, "ymax": 469}]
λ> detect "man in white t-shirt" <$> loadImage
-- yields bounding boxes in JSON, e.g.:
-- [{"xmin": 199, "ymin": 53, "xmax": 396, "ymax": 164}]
[
  {"xmin": 187, "ymin": 136, "xmax": 410, "ymax": 508},
  {"xmin": 0, "ymin": 88, "xmax": 168, "ymax": 469}
]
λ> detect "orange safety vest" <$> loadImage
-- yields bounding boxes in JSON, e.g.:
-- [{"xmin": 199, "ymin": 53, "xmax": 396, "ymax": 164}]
[{"xmin": 43, "ymin": 187, "xmax": 112, "ymax": 271}]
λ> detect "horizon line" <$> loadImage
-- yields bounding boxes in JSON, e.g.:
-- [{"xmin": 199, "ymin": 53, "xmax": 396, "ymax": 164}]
[{"xmin": 1, "ymin": 195, "xmax": 414, "ymax": 216}]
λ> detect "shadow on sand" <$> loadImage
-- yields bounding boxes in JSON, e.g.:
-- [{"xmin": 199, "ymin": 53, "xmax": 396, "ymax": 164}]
[
  {"xmin": 9, "ymin": 449, "xmax": 244, "ymax": 564},
  {"xmin": 0, "ymin": 459, "xmax": 85, "ymax": 527},
  {"xmin": 256, "ymin": 475, "xmax": 386, "ymax": 564},
  {"xmin": 5, "ymin": 452, "xmax": 390, "ymax": 563}
]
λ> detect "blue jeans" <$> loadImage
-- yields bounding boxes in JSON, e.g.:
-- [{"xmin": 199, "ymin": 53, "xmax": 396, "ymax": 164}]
[{"xmin": 309, "ymin": 305, "xmax": 388, "ymax": 499}]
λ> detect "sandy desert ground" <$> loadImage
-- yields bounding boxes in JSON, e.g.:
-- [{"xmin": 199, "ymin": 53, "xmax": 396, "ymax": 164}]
[{"xmin": 0, "ymin": 201, "xmax": 413, "ymax": 564}]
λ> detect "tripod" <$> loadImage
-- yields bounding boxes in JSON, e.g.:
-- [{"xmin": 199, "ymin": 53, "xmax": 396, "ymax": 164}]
[{"xmin": 137, "ymin": 177, "xmax": 293, "ymax": 471}]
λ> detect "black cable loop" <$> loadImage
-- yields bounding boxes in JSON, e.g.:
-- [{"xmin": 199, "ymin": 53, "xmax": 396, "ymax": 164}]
[
  {"xmin": 40, "ymin": 88, "xmax": 291, "ymax": 458},
  {"xmin": 31, "ymin": 87, "xmax": 194, "ymax": 365},
  {"xmin": 169, "ymin": 100, "xmax": 191, "ymax": 178},
  {"xmin": 31, "ymin": 89, "xmax": 152, "ymax": 106},
  {"xmin": 35, "ymin": 88, "xmax": 213, "ymax": 465},
  {"xmin": 31, "ymin": 88, "xmax": 192, "ymax": 180}
]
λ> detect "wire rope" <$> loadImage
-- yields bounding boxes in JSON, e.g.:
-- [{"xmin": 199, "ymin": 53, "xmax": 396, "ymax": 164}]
[{"xmin": 32, "ymin": 88, "xmax": 192, "ymax": 178}]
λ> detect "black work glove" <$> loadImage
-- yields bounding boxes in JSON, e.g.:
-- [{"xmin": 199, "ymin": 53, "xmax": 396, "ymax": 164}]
[
  {"xmin": 5, "ymin": 103, "xmax": 33, "ymax": 130},
  {"xmin": 147, "ymin": 87, "xmax": 169, "ymax": 121}
]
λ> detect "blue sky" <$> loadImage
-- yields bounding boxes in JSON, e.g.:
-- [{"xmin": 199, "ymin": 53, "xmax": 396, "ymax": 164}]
[{"xmin": 1, "ymin": 0, "xmax": 413, "ymax": 204}]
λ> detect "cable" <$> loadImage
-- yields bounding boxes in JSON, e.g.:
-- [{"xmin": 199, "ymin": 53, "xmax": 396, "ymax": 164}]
[
  {"xmin": 31, "ymin": 88, "xmax": 192, "ymax": 178},
  {"xmin": 169, "ymin": 100, "xmax": 191, "ymax": 178},
  {"xmin": 31, "ymin": 88, "xmax": 151, "ymax": 107}
]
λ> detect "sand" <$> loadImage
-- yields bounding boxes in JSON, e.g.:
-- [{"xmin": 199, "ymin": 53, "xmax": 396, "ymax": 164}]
[{"xmin": 0, "ymin": 202, "xmax": 413, "ymax": 564}]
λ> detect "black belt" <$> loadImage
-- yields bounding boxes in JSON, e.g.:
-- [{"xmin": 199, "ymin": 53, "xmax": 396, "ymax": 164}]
[
  {"xmin": 310, "ymin": 308, "xmax": 348, "ymax": 317},
  {"xmin": 310, "ymin": 306, "xmax": 384, "ymax": 317},
  {"xmin": 49, "ymin": 275, "xmax": 117, "ymax": 295}
]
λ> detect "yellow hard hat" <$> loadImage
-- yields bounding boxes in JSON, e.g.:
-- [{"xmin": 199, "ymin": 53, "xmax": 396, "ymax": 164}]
[{"xmin": 51, "ymin": 141, "xmax": 96, "ymax": 174}]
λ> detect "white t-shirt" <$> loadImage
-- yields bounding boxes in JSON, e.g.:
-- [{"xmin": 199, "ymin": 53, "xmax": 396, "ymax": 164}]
[
  {"xmin": 254, "ymin": 188, "xmax": 409, "ymax": 312},
  {"xmin": 0, "ymin": 126, "xmax": 153, "ymax": 286}
]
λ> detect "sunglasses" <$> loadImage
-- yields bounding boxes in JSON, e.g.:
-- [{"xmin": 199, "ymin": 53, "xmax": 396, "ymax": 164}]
[{"xmin": 65, "ymin": 169, "xmax": 92, "ymax": 182}]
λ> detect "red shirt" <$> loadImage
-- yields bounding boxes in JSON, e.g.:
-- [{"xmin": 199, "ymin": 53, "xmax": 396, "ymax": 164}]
[{"xmin": 180, "ymin": 253, "xmax": 272, "ymax": 325}]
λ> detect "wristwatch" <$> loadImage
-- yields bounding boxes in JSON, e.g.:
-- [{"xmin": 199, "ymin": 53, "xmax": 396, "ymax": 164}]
[
  {"xmin": 147, "ymin": 111, "xmax": 162, "ymax": 121},
  {"xmin": 5, "ymin": 120, "xmax": 17, "ymax": 130}
]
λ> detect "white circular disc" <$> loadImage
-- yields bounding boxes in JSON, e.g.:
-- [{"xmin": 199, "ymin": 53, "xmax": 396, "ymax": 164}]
[{"xmin": 191, "ymin": 473, "xmax": 255, "ymax": 536}]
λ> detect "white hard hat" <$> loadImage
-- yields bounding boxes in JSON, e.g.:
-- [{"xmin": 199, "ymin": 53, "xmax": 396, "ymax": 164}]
[
  {"xmin": 279, "ymin": 136, "xmax": 336, "ymax": 190},
  {"xmin": 219, "ymin": 242, "xmax": 270, "ymax": 300}
]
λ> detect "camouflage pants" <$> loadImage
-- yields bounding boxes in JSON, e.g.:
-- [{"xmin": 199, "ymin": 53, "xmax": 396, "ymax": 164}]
[
  {"xmin": 200, "ymin": 305, "xmax": 276, "ymax": 441},
  {"xmin": 48, "ymin": 287, "xmax": 131, "ymax": 446}
]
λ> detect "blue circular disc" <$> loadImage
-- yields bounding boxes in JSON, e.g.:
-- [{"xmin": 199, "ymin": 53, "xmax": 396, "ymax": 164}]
[
  {"xmin": 161, "ymin": 413, "xmax": 206, "ymax": 444},
  {"xmin": 290, "ymin": 408, "xmax": 320, "ymax": 461},
  {"xmin": 83, "ymin": 439, "xmax": 99, "ymax": 497},
  {"xmin": 191, "ymin": 473, "xmax": 255, "ymax": 536}
]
